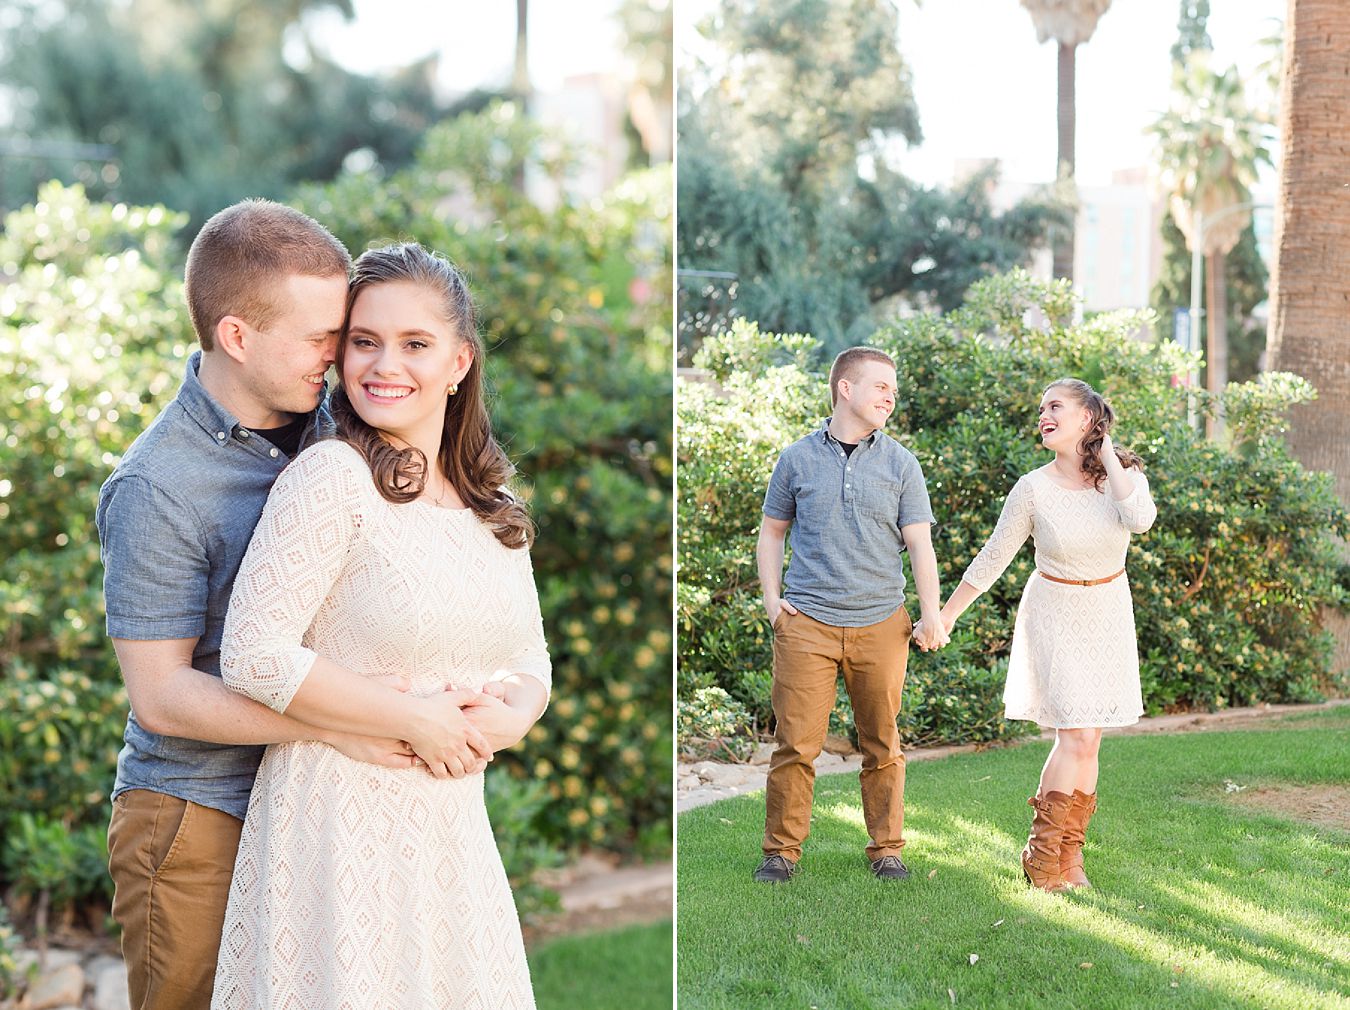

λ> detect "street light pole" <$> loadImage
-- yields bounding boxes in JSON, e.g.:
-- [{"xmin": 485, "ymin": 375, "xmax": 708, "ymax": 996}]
[{"xmin": 1188, "ymin": 210, "xmax": 1204, "ymax": 429}]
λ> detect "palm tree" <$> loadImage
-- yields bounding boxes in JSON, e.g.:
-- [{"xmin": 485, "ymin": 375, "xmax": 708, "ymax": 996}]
[
  {"xmin": 1019, "ymin": 0, "xmax": 1113, "ymax": 281},
  {"xmin": 1268, "ymin": 4, "xmax": 1350, "ymax": 531},
  {"xmin": 1151, "ymin": 55, "xmax": 1272, "ymax": 437}
]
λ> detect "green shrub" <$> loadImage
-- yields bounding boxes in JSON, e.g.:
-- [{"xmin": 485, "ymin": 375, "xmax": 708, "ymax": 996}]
[
  {"xmin": 0, "ymin": 670, "xmax": 126, "ymax": 826},
  {"xmin": 678, "ymin": 687, "xmax": 754, "ymax": 761},
  {"xmin": 0, "ymin": 104, "xmax": 671, "ymax": 869},
  {"xmin": 484, "ymin": 772, "xmax": 565, "ymax": 921},
  {"xmin": 2, "ymin": 812, "xmax": 111, "ymax": 946},
  {"xmin": 297, "ymin": 106, "xmax": 672, "ymax": 854},
  {"xmin": 0, "ymin": 904, "xmax": 26, "ymax": 1001},
  {"xmin": 677, "ymin": 271, "xmax": 1348, "ymax": 751}
]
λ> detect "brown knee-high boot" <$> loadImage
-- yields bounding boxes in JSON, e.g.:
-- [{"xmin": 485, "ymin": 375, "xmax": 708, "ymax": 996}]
[
  {"xmin": 1021, "ymin": 790, "xmax": 1073, "ymax": 892},
  {"xmin": 1059, "ymin": 790, "xmax": 1097, "ymax": 888}
]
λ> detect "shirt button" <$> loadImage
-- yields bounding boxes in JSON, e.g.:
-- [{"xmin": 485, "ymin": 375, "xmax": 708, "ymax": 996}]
[
  {"xmin": 845, "ymin": 483, "xmax": 851, "ymax": 488},
  {"xmin": 269, "ymin": 448, "xmax": 279, "ymax": 458},
  {"xmin": 239, "ymin": 430, "xmax": 250, "ymax": 439},
  {"xmin": 216, "ymin": 431, "xmax": 226, "ymax": 441}
]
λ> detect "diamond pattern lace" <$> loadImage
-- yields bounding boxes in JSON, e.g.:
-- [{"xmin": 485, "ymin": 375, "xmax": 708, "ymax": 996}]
[
  {"xmin": 962, "ymin": 467, "xmax": 1156, "ymax": 728},
  {"xmin": 212, "ymin": 440, "xmax": 550, "ymax": 1009}
]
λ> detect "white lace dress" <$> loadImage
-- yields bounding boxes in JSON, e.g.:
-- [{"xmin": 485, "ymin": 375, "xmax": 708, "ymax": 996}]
[
  {"xmin": 962, "ymin": 465, "xmax": 1157, "ymax": 728},
  {"xmin": 211, "ymin": 440, "xmax": 551, "ymax": 1010}
]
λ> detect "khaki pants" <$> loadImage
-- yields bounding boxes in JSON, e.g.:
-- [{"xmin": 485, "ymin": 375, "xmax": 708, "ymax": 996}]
[
  {"xmin": 762, "ymin": 606, "xmax": 912, "ymax": 862},
  {"xmin": 107, "ymin": 789, "xmax": 244, "ymax": 1010}
]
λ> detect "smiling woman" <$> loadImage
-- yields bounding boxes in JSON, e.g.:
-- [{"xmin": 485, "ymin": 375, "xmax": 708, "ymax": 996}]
[{"xmin": 211, "ymin": 241, "xmax": 554, "ymax": 1008}]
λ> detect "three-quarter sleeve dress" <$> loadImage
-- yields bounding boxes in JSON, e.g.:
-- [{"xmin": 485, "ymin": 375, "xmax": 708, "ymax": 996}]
[
  {"xmin": 211, "ymin": 439, "xmax": 551, "ymax": 1010},
  {"xmin": 962, "ymin": 465, "xmax": 1157, "ymax": 729}
]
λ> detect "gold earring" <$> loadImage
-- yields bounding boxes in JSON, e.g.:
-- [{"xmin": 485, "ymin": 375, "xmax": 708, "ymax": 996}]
[{"xmin": 447, "ymin": 383, "xmax": 458, "ymax": 396}]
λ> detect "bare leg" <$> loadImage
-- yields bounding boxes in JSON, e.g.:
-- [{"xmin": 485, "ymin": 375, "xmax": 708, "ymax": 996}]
[{"xmin": 1038, "ymin": 727, "xmax": 1102, "ymax": 795}]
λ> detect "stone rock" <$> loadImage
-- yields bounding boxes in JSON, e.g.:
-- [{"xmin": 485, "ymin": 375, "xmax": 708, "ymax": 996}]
[
  {"xmin": 25, "ymin": 963, "xmax": 85, "ymax": 1010},
  {"xmin": 822, "ymin": 734, "xmax": 857, "ymax": 755},
  {"xmin": 700, "ymin": 763, "xmax": 749, "ymax": 786},
  {"xmin": 688, "ymin": 761, "xmax": 720, "ymax": 780},
  {"xmin": 13, "ymin": 947, "xmax": 82, "ymax": 978},
  {"xmin": 678, "ymin": 774, "xmax": 700, "ymax": 790},
  {"xmin": 92, "ymin": 959, "xmax": 131, "ymax": 1010},
  {"xmin": 814, "ymin": 752, "xmax": 843, "ymax": 768},
  {"xmin": 750, "ymin": 741, "xmax": 776, "ymax": 765}
]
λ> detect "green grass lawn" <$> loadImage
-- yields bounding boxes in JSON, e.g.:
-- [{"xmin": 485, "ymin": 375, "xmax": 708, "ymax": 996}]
[
  {"xmin": 533, "ymin": 920, "xmax": 673, "ymax": 1010},
  {"xmin": 678, "ymin": 707, "xmax": 1350, "ymax": 1010}
]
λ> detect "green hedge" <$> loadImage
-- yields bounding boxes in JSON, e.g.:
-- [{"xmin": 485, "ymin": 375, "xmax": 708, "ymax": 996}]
[
  {"xmin": 677, "ymin": 272, "xmax": 1348, "ymax": 752},
  {"xmin": 0, "ymin": 105, "xmax": 671, "ymax": 911}
]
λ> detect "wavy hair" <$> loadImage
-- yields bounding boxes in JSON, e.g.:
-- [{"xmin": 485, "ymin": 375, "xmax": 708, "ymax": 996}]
[
  {"xmin": 1045, "ymin": 378, "xmax": 1144, "ymax": 491},
  {"xmin": 331, "ymin": 243, "xmax": 533, "ymax": 549}
]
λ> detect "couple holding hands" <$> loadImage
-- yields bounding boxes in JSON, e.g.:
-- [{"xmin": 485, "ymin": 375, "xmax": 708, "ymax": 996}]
[{"xmin": 755, "ymin": 346, "xmax": 1156, "ymax": 892}]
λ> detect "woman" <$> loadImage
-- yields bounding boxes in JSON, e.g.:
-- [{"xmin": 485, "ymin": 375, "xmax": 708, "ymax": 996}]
[
  {"xmin": 211, "ymin": 243, "xmax": 551, "ymax": 1008},
  {"xmin": 938, "ymin": 379, "xmax": 1156, "ymax": 892}
]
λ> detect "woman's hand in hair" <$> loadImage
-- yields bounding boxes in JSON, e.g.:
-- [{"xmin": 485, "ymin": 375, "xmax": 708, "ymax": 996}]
[{"xmin": 1096, "ymin": 432, "xmax": 1115, "ymax": 467}]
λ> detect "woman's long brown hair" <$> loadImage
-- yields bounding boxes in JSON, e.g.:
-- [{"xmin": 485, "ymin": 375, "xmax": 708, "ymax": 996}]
[
  {"xmin": 1046, "ymin": 378, "xmax": 1144, "ymax": 491},
  {"xmin": 331, "ymin": 243, "xmax": 533, "ymax": 549}
]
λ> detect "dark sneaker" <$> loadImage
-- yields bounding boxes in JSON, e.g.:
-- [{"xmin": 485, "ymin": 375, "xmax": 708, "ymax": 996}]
[
  {"xmin": 752, "ymin": 854, "xmax": 798, "ymax": 883},
  {"xmin": 870, "ymin": 855, "xmax": 911, "ymax": 880}
]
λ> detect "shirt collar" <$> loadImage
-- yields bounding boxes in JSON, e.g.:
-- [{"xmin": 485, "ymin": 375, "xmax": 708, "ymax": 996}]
[
  {"xmin": 176, "ymin": 349, "xmax": 331, "ymax": 448},
  {"xmin": 819, "ymin": 417, "xmax": 880, "ymax": 448}
]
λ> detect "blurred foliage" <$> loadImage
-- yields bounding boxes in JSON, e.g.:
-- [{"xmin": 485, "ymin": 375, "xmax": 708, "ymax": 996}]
[
  {"xmin": 0, "ymin": 0, "xmax": 452, "ymax": 229},
  {"xmin": 0, "ymin": 905, "xmax": 26, "ymax": 1000},
  {"xmin": 677, "ymin": 0, "xmax": 1070, "ymax": 357},
  {"xmin": 678, "ymin": 272, "xmax": 1349, "ymax": 750},
  {"xmin": 297, "ymin": 105, "xmax": 673, "ymax": 854},
  {"xmin": 484, "ymin": 774, "xmax": 566, "ymax": 921},
  {"xmin": 1, "ymin": 813, "xmax": 111, "ymax": 943},
  {"xmin": 0, "ymin": 105, "xmax": 671, "ymax": 887}
]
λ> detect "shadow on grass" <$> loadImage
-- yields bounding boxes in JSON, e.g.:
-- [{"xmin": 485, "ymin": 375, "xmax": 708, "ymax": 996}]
[{"xmin": 678, "ymin": 715, "xmax": 1350, "ymax": 1010}]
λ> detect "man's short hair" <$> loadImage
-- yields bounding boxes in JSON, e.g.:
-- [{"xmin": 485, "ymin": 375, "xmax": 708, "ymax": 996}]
[
  {"xmin": 828, "ymin": 347, "xmax": 896, "ymax": 407},
  {"xmin": 184, "ymin": 200, "xmax": 351, "ymax": 350}
]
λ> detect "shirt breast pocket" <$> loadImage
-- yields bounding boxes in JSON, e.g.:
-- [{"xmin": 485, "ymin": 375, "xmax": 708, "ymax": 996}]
[{"xmin": 860, "ymin": 479, "xmax": 903, "ymax": 525}]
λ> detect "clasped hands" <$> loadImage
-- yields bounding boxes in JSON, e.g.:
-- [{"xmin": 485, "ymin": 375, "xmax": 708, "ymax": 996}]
[
  {"xmin": 911, "ymin": 615, "xmax": 952, "ymax": 653},
  {"xmin": 332, "ymin": 677, "xmax": 532, "ymax": 779}
]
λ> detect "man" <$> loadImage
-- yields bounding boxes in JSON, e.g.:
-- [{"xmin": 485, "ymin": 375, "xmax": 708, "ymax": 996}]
[
  {"xmin": 97, "ymin": 200, "xmax": 492, "ymax": 1010},
  {"xmin": 754, "ymin": 346, "xmax": 948, "ymax": 883}
]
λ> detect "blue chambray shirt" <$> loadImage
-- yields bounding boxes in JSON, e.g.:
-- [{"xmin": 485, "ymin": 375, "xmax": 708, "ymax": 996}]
[
  {"xmin": 96, "ymin": 350, "xmax": 332, "ymax": 820},
  {"xmin": 763, "ymin": 419, "xmax": 935, "ymax": 628}
]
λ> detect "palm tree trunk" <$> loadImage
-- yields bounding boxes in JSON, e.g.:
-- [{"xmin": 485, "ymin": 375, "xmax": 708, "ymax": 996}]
[
  {"xmin": 1054, "ymin": 41, "xmax": 1076, "ymax": 282},
  {"xmin": 1267, "ymin": 0, "xmax": 1350, "ymax": 672},
  {"xmin": 1205, "ymin": 248, "xmax": 1227, "ymax": 439}
]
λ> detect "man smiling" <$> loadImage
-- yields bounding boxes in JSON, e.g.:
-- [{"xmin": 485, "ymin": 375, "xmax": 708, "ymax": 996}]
[
  {"xmin": 96, "ymin": 201, "xmax": 491, "ymax": 1010},
  {"xmin": 754, "ymin": 346, "xmax": 947, "ymax": 883}
]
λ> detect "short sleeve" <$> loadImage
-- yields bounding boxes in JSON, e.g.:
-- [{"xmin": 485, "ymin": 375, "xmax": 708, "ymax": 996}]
[
  {"xmin": 763, "ymin": 451, "xmax": 796, "ymax": 521},
  {"xmin": 1111, "ymin": 469, "xmax": 1156, "ymax": 534},
  {"xmin": 897, "ymin": 452, "xmax": 936, "ymax": 528},
  {"xmin": 98, "ymin": 474, "xmax": 209, "ymax": 640},
  {"xmin": 219, "ymin": 442, "xmax": 370, "ymax": 712},
  {"xmin": 962, "ymin": 476, "xmax": 1035, "ymax": 593}
]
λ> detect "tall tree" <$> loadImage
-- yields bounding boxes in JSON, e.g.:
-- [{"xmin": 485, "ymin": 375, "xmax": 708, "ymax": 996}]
[
  {"xmin": 679, "ymin": 0, "xmax": 1067, "ymax": 355},
  {"xmin": 1018, "ymin": 0, "xmax": 1113, "ymax": 281},
  {"xmin": 1268, "ymin": 0, "xmax": 1350, "ymax": 639},
  {"xmin": 0, "ymin": 0, "xmax": 442, "ymax": 228},
  {"xmin": 1150, "ymin": 1, "xmax": 1268, "ymax": 387},
  {"xmin": 1170, "ymin": 0, "xmax": 1212, "ymax": 64},
  {"xmin": 1152, "ymin": 56, "xmax": 1272, "ymax": 437},
  {"xmin": 618, "ymin": 0, "xmax": 674, "ymax": 164}
]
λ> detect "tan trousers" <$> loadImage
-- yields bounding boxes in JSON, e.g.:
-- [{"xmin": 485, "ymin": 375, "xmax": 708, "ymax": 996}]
[
  {"xmin": 762, "ymin": 606, "xmax": 912, "ymax": 862},
  {"xmin": 107, "ymin": 789, "xmax": 244, "ymax": 1010}
]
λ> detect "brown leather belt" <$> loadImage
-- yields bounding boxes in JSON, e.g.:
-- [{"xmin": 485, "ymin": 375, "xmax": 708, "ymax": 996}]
[{"xmin": 1038, "ymin": 568, "xmax": 1125, "ymax": 586}]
